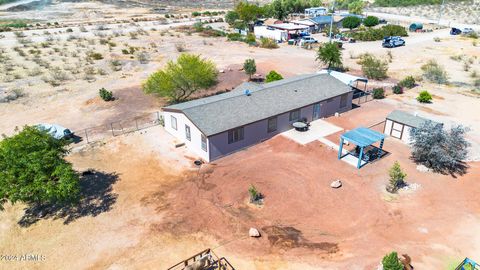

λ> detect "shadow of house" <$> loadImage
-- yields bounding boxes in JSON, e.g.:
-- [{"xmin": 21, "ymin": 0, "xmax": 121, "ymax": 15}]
[{"xmin": 18, "ymin": 170, "xmax": 119, "ymax": 227}]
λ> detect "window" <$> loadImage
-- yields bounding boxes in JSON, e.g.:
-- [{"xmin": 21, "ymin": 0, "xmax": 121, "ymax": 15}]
[
  {"xmin": 228, "ymin": 127, "xmax": 244, "ymax": 144},
  {"xmin": 171, "ymin": 115, "xmax": 177, "ymax": 130},
  {"xmin": 201, "ymin": 134, "xmax": 207, "ymax": 151},
  {"xmin": 267, "ymin": 117, "xmax": 277, "ymax": 133},
  {"xmin": 289, "ymin": 109, "xmax": 300, "ymax": 122},
  {"xmin": 340, "ymin": 94, "xmax": 348, "ymax": 108},
  {"xmin": 185, "ymin": 125, "xmax": 191, "ymax": 141}
]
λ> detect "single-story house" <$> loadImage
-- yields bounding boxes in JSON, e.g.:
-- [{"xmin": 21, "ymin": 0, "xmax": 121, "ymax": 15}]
[
  {"xmin": 384, "ymin": 110, "xmax": 441, "ymax": 143},
  {"xmin": 162, "ymin": 73, "xmax": 355, "ymax": 162},
  {"xmin": 305, "ymin": 7, "xmax": 328, "ymax": 17}
]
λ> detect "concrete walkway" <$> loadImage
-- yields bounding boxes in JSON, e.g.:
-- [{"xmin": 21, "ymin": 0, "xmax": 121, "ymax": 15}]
[{"xmin": 282, "ymin": 119, "xmax": 343, "ymax": 145}]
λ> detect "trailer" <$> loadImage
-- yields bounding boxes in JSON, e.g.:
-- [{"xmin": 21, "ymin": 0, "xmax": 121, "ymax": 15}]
[{"xmin": 253, "ymin": 26, "xmax": 287, "ymax": 42}]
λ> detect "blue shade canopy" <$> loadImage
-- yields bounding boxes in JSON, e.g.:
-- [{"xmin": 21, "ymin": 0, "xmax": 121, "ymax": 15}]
[{"xmin": 341, "ymin": 127, "xmax": 385, "ymax": 147}]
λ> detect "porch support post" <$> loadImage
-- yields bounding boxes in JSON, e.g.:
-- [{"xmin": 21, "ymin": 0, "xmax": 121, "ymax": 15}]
[
  {"xmin": 357, "ymin": 146, "xmax": 364, "ymax": 169},
  {"xmin": 338, "ymin": 137, "xmax": 344, "ymax": 159},
  {"xmin": 378, "ymin": 139, "xmax": 384, "ymax": 159}
]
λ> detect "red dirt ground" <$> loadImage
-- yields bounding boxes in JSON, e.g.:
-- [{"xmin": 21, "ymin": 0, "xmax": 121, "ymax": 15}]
[{"xmin": 155, "ymin": 101, "xmax": 480, "ymax": 269}]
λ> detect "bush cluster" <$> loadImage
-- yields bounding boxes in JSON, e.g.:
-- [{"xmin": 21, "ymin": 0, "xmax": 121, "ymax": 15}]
[
  {"xmin": 372, "ymin": 88, "xmax": 385, "ymax": 99},
  {"xmin": 392, "ymin": 85, "xmax": 403, "ymax": 94},
  {"xmin": 357, "ymin": 53, "xmax": 389, "ymax": 80},
  {"xmin": 398, "ymin": 76, "xmax": 416, "ymax": 89},
  {"xmin": 351, "ymin": 25, "xmax": 407, "ymax": 41},
  {"xmin": 259, "ymin": 38, "xmax": 279, "ymax": 49},
  {"xmin": 421, "ymin": 60, "xmax": 448, "ymax": 84},
  {"xmin": 417, "ymin": 90, "xmax": 432, "ymax": 103}
]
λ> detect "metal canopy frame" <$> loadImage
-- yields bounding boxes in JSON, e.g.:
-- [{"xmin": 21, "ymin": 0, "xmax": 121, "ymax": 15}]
[{"xmin": 338, "ymin": 127, "xmax": 386, "ymax": 169}]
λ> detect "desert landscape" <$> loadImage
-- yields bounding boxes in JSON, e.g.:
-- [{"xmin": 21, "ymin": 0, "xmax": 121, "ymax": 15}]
[{"xmin": 0, "ymin": 0, "xmax": 480, "ymax": 269}]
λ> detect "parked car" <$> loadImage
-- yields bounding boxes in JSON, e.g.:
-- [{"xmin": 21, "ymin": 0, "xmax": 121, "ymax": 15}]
[
  {"xmin": 462, "ymin": 28, "xmax": 475, "ymax": 35},
  {"xmin": 450, "ymin": 27, "xmax": 462, "ymax": 35},
  {"xmin": 36, "ymin": 124, "xmax": 74, "ymax": 139},
  {"xmin": 301, "ymin": 36, "xmax": 318, "ymax": 43},
  {"xmin": 382, "ymin": 36, "xmax": 405, "ymax": 48}
]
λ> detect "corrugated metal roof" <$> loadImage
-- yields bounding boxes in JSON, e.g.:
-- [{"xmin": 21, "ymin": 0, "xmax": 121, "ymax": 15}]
[
  {"xmin": 164, "ymin": 73, "xmax": 353, "ymax": 136},
  {"xmin": 317, "ymin": 70, "xmax": 368, "ymax": 86}
]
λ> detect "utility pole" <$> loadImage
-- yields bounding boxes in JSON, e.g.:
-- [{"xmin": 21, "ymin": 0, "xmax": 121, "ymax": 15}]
[
  {"xmin": 437, "ymin": 0, "xmax": 445, "ymax": 25},
  {"xmin": 328, "ymin": 0, "xmax": 336, "ymax": 42}
]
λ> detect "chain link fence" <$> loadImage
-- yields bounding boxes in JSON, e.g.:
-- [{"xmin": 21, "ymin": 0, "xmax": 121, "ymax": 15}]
[{"xmin": 74, "ymin": 111, "xmax": 162, "ymax": 145}]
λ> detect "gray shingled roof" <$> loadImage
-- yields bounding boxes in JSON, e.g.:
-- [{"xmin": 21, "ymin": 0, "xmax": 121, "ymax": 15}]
[
  {"xmin": 387, "ymin": 110, "xmax": 438, "ymax": 128},
  {"xmin": 164, "ymin": 73, "xmax": 353, "ymax": 136}
]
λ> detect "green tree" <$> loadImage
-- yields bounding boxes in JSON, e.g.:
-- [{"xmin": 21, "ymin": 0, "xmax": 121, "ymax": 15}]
[
  {"xmin": 269, "ymin": 0, "xmax": 287, "ymax": 20},
  {"xmin": 265, "ymin": 70, "xmax": 283, "ymax": 83},
  {"xmin": 348, "ymin": 0, "xmax": 365, "ymax": 14},
  {"xmin": 363, "ymin": 15, "xmax": 379, "ymax": 27},
  {"xmin": 416, "ymin": 90, "xmax": 432, "ymax": 103},
  {"xmin": 225, "ymin": 10, "xmax": 239, "ymax": 26},
  {"xmin": 342, "ymin": 16, "xmax": 362, "ymax": 30},
  {"xmin": 143, "ymin": 54, "xmax": 217, "ymax": 103},
  {"xmin": 382, "ymin": 251, "xmax": 404, "ymax": 270},
  {"xmin": 0, "ymin": 126, "xmax": 80, "ymax": 210},
  {"xmin": 357, "ymin": 53, "xmax": 388, "ymax": 80},
  {"xmin": 243, "ymin": 58, "xmax": 257, "ymax": 80},
  {"xmin": 387, "ymin": 161, "xmax": 406, "ymax": 193},
  {"xmin": 235, "ymin": 2, "xmax": 264, "ymax": 25},
  {"xmin": 316, "ymin": 42, "xmax": 342, "ymax": 69}
]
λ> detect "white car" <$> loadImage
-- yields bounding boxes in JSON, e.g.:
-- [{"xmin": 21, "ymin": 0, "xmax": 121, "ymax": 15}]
[
  {"xmin": 301, "ymin": 36, "xmax": 318, "ymax": 43},
  {"xmin": 462, "ymin": 28, "xmax": 475, "ymax": 35},
  {"xmin": 36, "ymin": 124, "xmax": 74, "ymax": 139}
]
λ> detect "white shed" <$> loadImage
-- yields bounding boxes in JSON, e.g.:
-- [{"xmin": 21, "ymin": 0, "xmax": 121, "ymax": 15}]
[{"xmin": 384, "ymin": 110, "xmax": 440, "ymax": 143}]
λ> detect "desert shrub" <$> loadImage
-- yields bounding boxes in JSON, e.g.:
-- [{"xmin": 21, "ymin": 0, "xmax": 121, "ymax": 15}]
[
  {"xmin": 467, "ymin": 32, "xmax": 478, "ymax": 39},
  {"xmin": 66, "ymin": 28, "xmax": 73, "ymax": 33},
  {"xmin": 421, "ymin": 60, "xmax": 448, "ymax": 84},
  {"xmin": 14, "ymin": 31, "xmax": 26, "ymax": 38},
  {"xmin": 265, "ymin": 70, "xmax": 283, "ymax": 83},
  {"xmin": 227, "ymin": 33, "xmax": 243, "ymax": 41},
  {"xmin": 192, "ymin": 11, "xmax": 201, "ymax": 17},
  {"xmin": 248, "ymin": 184, "xmax": 262, "ymax": 203},
  {"xmin": 245, "ymin": 33, "xmax": 256, "ymax": 44},
  {"xmin": 79, "ymin": 26, "xmax": 88, "ymax": 32},
  {"xmin": 363, "ymin": 16, "xmax": 379, "ymax": 27},
  {"xmin": 136, "ymin": 51, "xmax": 150, "ymax": 64},
  {"xmin": 416, "ymin": 90, "xmax": 432, "ymax": 103},
  {"xmin": 474, "ymin": 78, "xmax": 480, "ymax": 88},
  {"xmin": 99, "ymin": 87, "xmax": 114, "ymax": 101},
  {"xmin": 398, "ymin": 76, "xmax": 416, "ymax": 89},
  {"xmin": 110, "ymin": 60, "xmax": 122, "ymax": 71},
  {"xmin": 259, "ymin": 38, "xmax": 278, "ymax": 49},
  {"xmin": 372, "ymin": 88, "xmax": 385, "ymax": 99},
  {"xmin": 392, "ymin": 85, "xmax": 403, "ymax": 94},
  {"xmin": 386, "ymin": 161, "xmax": 406, "ymax": 193},
  {"xmin": 410, "ymin": 121, "xmax": 470, "ymax": 174},
  {"xmin": 433, "ymin": 36, "xmax": 441, "ymax": 42},
  {"xmin": 88, "ymin": 52, "xmax": 103, "ymax": 60},
  {"xmin": 175, "ymin": 42, "xmax": 186, "ymax": 52},
  {"xmin": 342, "ymin": 16, "xmax": 362, "ymax": 30},
  {"xmin": 357, "ymin": 53, "xmax": 388, "ymax": 80},
  {"xmin": 382, "ymin": 252, "xmax": 403, "ymax": 270}
]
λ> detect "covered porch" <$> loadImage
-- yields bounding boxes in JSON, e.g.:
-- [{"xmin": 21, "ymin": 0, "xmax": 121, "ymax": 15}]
[{"xmin": 338, "ymin": 127, "xmax": 386, "ymax": 169}]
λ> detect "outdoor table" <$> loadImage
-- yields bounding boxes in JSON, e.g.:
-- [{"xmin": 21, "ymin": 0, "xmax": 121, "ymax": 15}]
[{"xmin": 292, "ymin": 122, "xmax": 308, "ymax": 131}]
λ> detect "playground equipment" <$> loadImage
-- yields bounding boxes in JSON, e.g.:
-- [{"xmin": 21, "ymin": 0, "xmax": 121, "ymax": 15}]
[
  {"xmin": 456, "ymin": 258, "xmax": 479, "ymax": 270},
  {"xmin": 167, "ymin": 249, "xmax": 235, "ymax": 270}
]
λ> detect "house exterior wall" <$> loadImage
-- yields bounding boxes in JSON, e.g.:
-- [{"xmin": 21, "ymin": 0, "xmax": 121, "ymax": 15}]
[
  {"xmin": 208, "ymin": 92, "xmax": 353, "ymax": 161},
  {"xmin": 163, "ymin": 111, "xmax": 210, "ymax": 161},
  {"xmin": 254, "ymin": 26, "xmax": 288, "ymax": 42}
]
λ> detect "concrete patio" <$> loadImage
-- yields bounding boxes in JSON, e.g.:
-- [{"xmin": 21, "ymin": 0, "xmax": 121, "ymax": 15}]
[{"xmin": 281, "ymin": 119, "xmax": 343, "ymax": 145}]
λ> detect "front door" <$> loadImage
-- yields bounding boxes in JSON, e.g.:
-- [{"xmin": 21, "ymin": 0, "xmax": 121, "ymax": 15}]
[{"xmin": 313, "ymin": 103, "xmax": 321, "ymax": 120}]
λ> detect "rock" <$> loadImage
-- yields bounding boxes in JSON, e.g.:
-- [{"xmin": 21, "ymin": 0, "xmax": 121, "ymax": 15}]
[
  {"xmin": 331, "ymin": 180, "xmax": 342, "ymax": 188},
  {"xmin": 219, "ymin": 69, "xmax": 225, "ymax": 73},
  {"xmin": 249, "ymin": 227, "xmax": 260, "ymax": 237},
  {"xmin": 416, "ymin": 165, "xmax": 430, "ymax": 173}
]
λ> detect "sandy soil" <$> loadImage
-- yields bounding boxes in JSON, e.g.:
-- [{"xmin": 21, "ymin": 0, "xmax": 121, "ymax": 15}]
[{"xmin": 1, "ymin": 3, "xmax": 480, "ymax": 269}]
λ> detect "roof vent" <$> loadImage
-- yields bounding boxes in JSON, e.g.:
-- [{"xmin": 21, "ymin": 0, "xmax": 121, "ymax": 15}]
[{"xmin": 244, "ymin": 89, "xmax": 251, "ymax": 96}]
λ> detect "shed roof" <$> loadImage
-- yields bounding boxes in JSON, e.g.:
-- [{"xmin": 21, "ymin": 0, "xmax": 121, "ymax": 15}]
[
  {"xmin": 386, "ymin": 110, "xmax": 438, "ymax": 128},
  {"xmin": 341, "ymin": 127, "xmax": 385, "ymax": 147},
  {"xmin": 310, "ymin": 15, "xmax": 333, "ymax": 25},
  {"xmin": 164, "ymin": 73, "xmax": 353, "ymax": 136}
]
